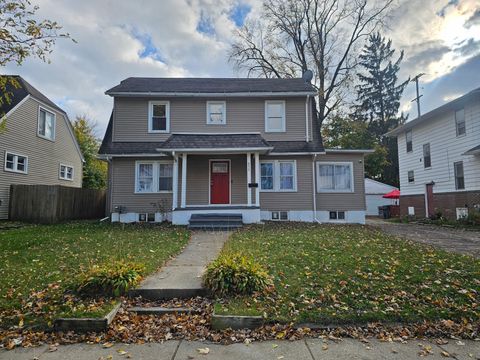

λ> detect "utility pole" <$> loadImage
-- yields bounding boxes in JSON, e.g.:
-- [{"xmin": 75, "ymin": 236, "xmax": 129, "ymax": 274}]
[{"xmin": 411, "ymin": 73, "xmax": 425, "ymax": 118}]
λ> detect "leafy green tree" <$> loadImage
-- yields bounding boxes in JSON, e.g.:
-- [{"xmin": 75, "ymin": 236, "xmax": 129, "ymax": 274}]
[
  {"xmin": 0, "ymin": 0, "xmax": 72, "ymax": 129},
  {"xmin": 352, "ymin": 32, "xmax": 409, "ymax": 186},
  {"xmin": 73, "ymin": 116, "xmax": 107, "ymax": 189}
]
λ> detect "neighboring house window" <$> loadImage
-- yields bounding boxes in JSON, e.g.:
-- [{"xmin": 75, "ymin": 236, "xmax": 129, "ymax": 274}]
[
  {"xmin": 265, "ymin": 100, "xmax": 286, "ymax": 132},
  {"xmin": 455, "ymin": 108, "xmax": 466, "ymax": 136},
  {"xmin": 38, "ymin": 107, "xmax": 55, "ymax": 140},
  {"xmin": 260, "ymin": 160, "xmax": 296, "ymax": 191},
  {"xmin": 4, "ymin": 151, "xmax": 28, "ymax": 174},
  {"xmin": 407, "ymin": 170, "xmax": 414, "ymax": 183},
  {"xmin": 206, "ymin": 101, "xmax": 226, "ymax": 125},
  {"xmin": 135, "ymin": 161, "xmax": 173, "ymax": 193},
  {"xmin": 148, "ymin": 101, "xmax": 170, "ymax": 133},
  {"xmin": 423, "ymin": 143, "xmax": 431, "ymax": 168},
  {"xmin": 329, "ymin": 211, "xmax": 345, "ymax": 220},
  {"xmin": 59, "ymin": 164, "xmax": 74, "ymax": 180},
  {"xmin": 405, "ymin": 130, "xmax": 412, "ymax": 153},
  {"xmin": 316, "ymin": 162, "xmax": 353, "ymax": 192},
  {"xmin": 454, "ymin": 161, "xmax": 465, "ymax": 190}
]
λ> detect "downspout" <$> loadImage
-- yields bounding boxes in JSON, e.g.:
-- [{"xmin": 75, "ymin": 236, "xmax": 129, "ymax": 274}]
[
  {"xmin": 305, "ymin": 95, "xmax": 310, "ymax": 142},
  {"xmin": 105, "ymin": 156, "xmax": 113, "ymax": 217},
  {"xmin": 312, "ymin": 154, "xmax": 321, "ymax": 223}
]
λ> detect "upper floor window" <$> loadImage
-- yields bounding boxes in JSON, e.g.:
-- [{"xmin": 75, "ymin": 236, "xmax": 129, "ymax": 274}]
[
  {"xmin": 265, "ymin": 100, "xmax": 286, "ymax": 132},
  {"xmin": 405, "ymin": 130, "xmax": 412, "ymax": 153},
  {"xmin": 59, "ymin": 164, "xmax": 74, "ymax": 181},
  {"xmin": 455, "ymin": 108, "xmax": 465, "ymax": 137},
  {"xmin": 206, "ymin": 101, "xmax": 226, "ymax": 125},
  {"xmin": 407, "ymin": 170, "xmax": 414, "ymax": 183},
  {"xmin": 148, "ymin": 101, "xmax": 170, "ymax": 133},
  {"xmin": 260, "ymin": 160, "xmax": 297, "ymax": 191},
  {"xmin": 4, "ymin": 151, "xmax": 28, "ymax": 174},
  {"xmin": 454, "ymin": 161, "xmax": 465, "ymax": 190},
  {"xmin": 423, "ymin": 143, "xmax": 431, "ymax": 168},
  {"xmin": 317, "ymin": 162, "xmax": 353, "ymax": 192},
  {"xmin": 38, "ymin": 107, "xmax": 55, "ymax": 140},
  {"xmin": 135, "ymin": 161, "xmax": 173, "ymax": 193}
]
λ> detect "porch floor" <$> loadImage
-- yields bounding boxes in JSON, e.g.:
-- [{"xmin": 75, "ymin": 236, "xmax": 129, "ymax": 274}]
[{"xmin": 175, "ymin": 206, "xmax": 260, "ymax": 211}]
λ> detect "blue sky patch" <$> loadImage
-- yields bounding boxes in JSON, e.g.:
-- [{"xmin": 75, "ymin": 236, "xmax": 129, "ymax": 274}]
[
  {"xmin": 196, "ymin": 11, "xmax": 215, "ymax": 36},
  {"xmin": 131, "ymin": 29, "xmax": 166, "ymax": 63},
  {"xmin": 229, "ymin": 3, "xmax": 251, "ymax": 27}
]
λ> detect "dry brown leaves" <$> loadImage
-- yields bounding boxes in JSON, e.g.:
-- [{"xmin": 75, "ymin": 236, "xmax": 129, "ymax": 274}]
[{"xmin": 1, "ymin": 297, "xmax": 479, "ymax": 350}]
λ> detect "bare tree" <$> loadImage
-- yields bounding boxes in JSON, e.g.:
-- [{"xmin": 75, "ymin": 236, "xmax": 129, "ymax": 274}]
[{"xmin": 230, "ymin": 0, "xmax": 394, "ymax": 127}]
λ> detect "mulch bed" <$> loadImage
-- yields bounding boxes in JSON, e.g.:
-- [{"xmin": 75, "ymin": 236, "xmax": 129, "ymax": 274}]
[{"xmin": 1, "ymin": 297, "xmax": 479, "ymax": 350}]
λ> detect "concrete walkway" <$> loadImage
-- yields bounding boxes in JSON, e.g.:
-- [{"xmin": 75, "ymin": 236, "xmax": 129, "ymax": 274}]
[
  {"xmin": 2, "ymin": 338, "xmax": 479, "ymax": 359},
  {"xmin": 367, "ymin": 218, "xmax": 480, "ymax": 258},
  {"xmin": 131, "ymin": 231, "xmax": 229, "ymax": 299}
]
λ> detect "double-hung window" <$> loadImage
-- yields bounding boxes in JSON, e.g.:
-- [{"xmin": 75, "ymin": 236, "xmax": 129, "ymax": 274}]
[
  {"xmin": 454, "ymin": 161, "xmax": 465, "ymax": 190},
  {"xmin": 316, "ymin": 162, "xmax": 353, "ymax": 192},
  {"xmin": 260, "ymin": 160, "xmax": 296, "ymax": 191},
  {"xmin": 455, "ymin": 108, "xmax": 466, "ymax": 136},
  {"xmin": 59, "ymin": 164, "xmax": 74, "ymax": 180},
  {"xmin": 148, "ymin": 101, "xmax": 170, "ymax": 133},
  {"xmin": 206, "ymin": 101, "xmax": 226, "ymax": 124},
  {"xmin": 407, "ymin": 170, "xmax": 415, "ymax": 183},
  {"xmin": 135, "ymin": 161, "xmax": 173, "ymax": 193},
  {"xmin": 405, "ymin": 130, "xmax": 412, "ymax": 153},
  {"xmin": 38, "ymin": 107, "xmax": 55, "ymax": 140},
  {"xmin": 265, "ymin": 100, "xmax": 286, "ymax": 132},
  {"xmin": 4, "ymin": 151, "xmax": 28, "ymax": 174},
  {"xmin": 423, "ymin": 143, "xmax": 431, "ymax": 168}
]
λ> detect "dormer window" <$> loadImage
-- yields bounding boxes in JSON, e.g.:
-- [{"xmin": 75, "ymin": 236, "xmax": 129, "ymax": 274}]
[
  {"xmin": 207, "ymin": 101, "xmax": 226, "ymax": 125},
  {"xmin": 148, "ymin": 101, "xmax": 170, "ymax": 133},
  {"xmin": 38, "ymin": 107, "xmax": 55, "ymax": 140},
  {"xmin": 265, "ymin": 100, "xmax": 286, "ymax": 132}
]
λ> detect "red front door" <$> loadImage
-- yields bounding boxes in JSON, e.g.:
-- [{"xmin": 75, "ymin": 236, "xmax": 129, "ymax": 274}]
[{"xmin": 210, "ymin": 161, "xmax": 230, "ymax": 204}]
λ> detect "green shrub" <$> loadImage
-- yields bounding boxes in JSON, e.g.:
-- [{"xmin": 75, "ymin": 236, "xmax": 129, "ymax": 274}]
[
  {"xmin": 77, "ymin": 260, "xmax": 145, "ymax": 297},
  {"xmin": 203, "ymin": 253, "xmax": 271, "ymax": 296},
  {"xmin": 458, "ymin": 211, "xmax": 480, "ymax": 226}
]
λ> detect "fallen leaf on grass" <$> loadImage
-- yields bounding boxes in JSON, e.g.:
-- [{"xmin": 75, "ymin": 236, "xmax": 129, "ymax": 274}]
[{"xmin": 197, "ymin": 347, "xmax": 210, "ymax": 355}]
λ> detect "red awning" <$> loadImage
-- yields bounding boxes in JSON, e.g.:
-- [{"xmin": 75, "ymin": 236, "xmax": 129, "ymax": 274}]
[{"xmin": 383, "ymin": 189, "xmax": 400, "ymax": 199}]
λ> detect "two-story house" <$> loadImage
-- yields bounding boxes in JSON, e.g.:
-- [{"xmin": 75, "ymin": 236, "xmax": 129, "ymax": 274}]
[
  {"xmin": 0, "ymin": 76, "xmax": 84, "ymax": 219},
  {"xmin": 99, "ymin": 77, "xmax": 370, "ymax": 227},
  {"xmin": 387, "ymin": 87, "xmax": 480, "ymax": 219}
]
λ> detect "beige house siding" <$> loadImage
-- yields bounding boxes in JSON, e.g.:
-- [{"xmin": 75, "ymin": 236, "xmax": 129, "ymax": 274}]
[
  {"xmin": 112, "ymin": 97, "xmax": 309, "ymax": 143},
  {"xmin": 259, "ymin": 155, "xmax": 314, "ymax": 211},
  {"xmin": 0, "ymin": 97, "xmax": 83, "ymax": 219},
  {"xmin": 316, "ymin": 153, "xmax": 366, "ymax": 211}
]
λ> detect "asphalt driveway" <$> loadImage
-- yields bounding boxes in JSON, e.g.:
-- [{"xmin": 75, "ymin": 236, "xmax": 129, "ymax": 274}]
[{"xmin": 367, "ymin": 218, "xmax": 480, "ymax": 258}]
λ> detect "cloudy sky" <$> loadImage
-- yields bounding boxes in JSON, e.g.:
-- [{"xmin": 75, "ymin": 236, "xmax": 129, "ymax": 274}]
[{"xmin": 4, "ymin": 0, "xmax": 480, "ymax": 137}]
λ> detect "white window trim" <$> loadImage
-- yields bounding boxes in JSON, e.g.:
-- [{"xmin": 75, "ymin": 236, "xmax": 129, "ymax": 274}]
[
  {"xmin": 4, "ymin": 151, "xmax": 28, "ymax": 174},
  {"xmin": 407, "ymin": 170, "xmax": 415, "ymax": 184},
  {"xmin": 455, "ymin": 108, "xmax": 466, "ymax": 137},
  {"xmin": 260, "ymin": 160, "xmax": 297, "ymax": 192},
  {"xmin": 206, "ymin": 101, "xmax": 226, "ymax": 125},
  {"xmin": 405, "ymin": 130, "xmax": 412, "ymax": 153},
  {"xmin": 265, "ymin": 100, "xmax": 286, "ymax": 133},
  {"xmin": 316, "ymin": 161, "xmax": 354, "ymax": 193},
  {"xmin": 37, "ymin": 106, "xmax": 56, "ymax": 141},
  {"xmin": 148, "ymin": 100, "xmax": 170, "ymax": 133},
  {"xmin": 329, "ymin": 210, "xmax": 347, "ymax": 222},
  {"xmin": 59, "ymin": 163, "xmax": 74, "ymax": 181},
  {"xmin": 135, "ymin": 160, "xmax": 174, "ymax": 194}
]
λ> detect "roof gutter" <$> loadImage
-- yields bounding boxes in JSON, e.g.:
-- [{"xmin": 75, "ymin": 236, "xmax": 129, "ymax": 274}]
[
  {"xmin": 325, "ymin": 149, "xmax": 375, "ymax": 154},
  {"xmin": 156, "ymin": 147, "xmax": 274, "ymax": 153},
  {"xmin": 105, "ymin": 91, "xmax": 317, "ymax": 97}
]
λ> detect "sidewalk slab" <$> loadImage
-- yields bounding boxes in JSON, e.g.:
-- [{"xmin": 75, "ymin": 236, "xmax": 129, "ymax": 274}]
[
  {"xmin": 435, "ymin": 340, "xmax": 480, "ymax": 359},
  {"xmin": 174, "ymin": 340, "xmax": 313, "ymax": 360}
]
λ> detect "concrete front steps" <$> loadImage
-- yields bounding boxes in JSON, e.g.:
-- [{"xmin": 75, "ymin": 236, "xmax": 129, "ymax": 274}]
[{"xmin": 187, "ymin": 213, "xmax": 243, "ymax": 230}]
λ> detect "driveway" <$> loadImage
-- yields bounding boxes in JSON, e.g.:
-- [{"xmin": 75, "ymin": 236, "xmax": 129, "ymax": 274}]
[{"xmin": 367, "ymin": 218, "xmax": 480, "ymax": 258}]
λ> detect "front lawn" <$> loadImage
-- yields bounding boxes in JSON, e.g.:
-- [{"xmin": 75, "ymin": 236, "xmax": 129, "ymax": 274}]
[
  {"xmin": 215, "ymin": 223, "xmax": 480, "ymax": 325},
  {"xmin": 0, "ymin": 221, "xmax": 190, "ymax": 328}
]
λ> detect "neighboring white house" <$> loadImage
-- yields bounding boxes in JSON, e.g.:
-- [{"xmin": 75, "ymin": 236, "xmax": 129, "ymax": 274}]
[
  {"xmin": 386, "ymin": 87, "xmax": 480, "ymax": 219},
  {"xmin": 364, "ymin": 178, "xmax": 397, "ymax": 216}
]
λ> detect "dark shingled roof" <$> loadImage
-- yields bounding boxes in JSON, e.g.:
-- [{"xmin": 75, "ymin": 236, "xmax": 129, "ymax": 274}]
[
  {"xmin": 106, "ymin": 77, "xmax": 316, "ymax": 95},
  {"xmin": 160, "ymin": 133, "xmax": 271, "ymax": 150},
  {"xmin": 99, "ymin": 99, "xmax": 324, "ymax": 155},
  {"xmin": 0, "ymin": 75, "xmax": 65, "ymax": 115}
]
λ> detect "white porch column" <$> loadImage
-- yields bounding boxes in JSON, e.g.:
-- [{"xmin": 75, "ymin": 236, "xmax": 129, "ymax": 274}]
[
  {"xmin": 172, "ymin": 154, "xmax": 179, "ymax": 210},
  {"xmin": 246, "ymin": 152, "xmax": 252, "ymax": 206},
  {"xmin": 181, "ymin": 153, "xmax": 187, "ymax": 208},
  {"xmin": 254, "ymin": 152, "xmax": 260, "ymax": 207}
]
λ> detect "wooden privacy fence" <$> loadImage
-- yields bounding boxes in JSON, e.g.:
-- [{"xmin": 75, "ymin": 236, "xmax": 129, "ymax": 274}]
[{"xmin": 9, "ymin": 185, "xmax": 106, "ymax": 224}]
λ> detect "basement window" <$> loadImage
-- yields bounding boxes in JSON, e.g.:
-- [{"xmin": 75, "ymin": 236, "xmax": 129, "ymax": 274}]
[{"xmin": 329, "ymin": 211, "xmax": 345, "ymax": 220}]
